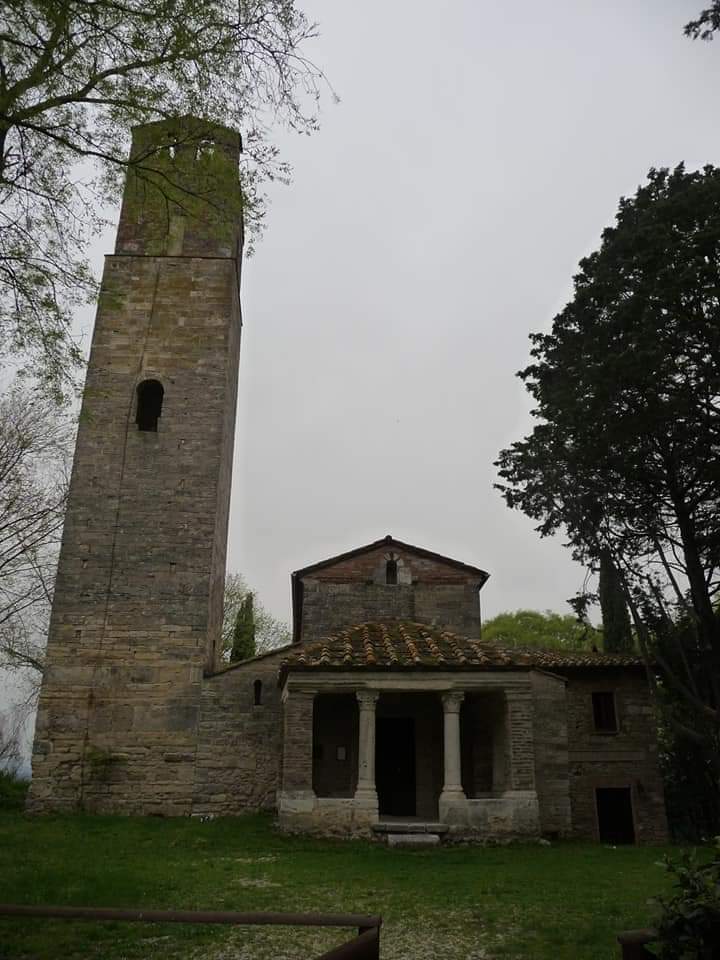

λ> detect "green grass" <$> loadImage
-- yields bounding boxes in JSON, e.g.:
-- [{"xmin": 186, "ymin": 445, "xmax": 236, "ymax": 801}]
[{"xmin": 0, "ymin": 810, "xmax": 690, "ymax": 959}]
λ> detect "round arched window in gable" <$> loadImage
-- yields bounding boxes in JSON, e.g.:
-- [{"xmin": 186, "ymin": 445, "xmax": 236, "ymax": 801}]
[{"xmin": 136, "ymin": 379, "xmax": 164, "ymax": 432}]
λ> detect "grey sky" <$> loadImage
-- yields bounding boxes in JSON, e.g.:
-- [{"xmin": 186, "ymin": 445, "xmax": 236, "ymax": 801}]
[{"xmin": 226, "ymin": 0, "xmax": 720, "ymax": 625}]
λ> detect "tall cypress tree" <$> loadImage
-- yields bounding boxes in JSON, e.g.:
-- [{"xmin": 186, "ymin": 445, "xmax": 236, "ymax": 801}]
[
  {"xmin": 230, "ymin": 593, "xmax": 256, "ymax": 662},
  {"xmin": 598, "ymin": 550, "xmax": 633, "ymax": 652}
]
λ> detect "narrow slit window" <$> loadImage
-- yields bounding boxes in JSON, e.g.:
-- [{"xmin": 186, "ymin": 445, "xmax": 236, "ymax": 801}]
[
  {"xmin": 253, "ymin": 679, "xmax": 263, "ymax": 706},
  {"xmin": 386, "ymin": 559, "xmax": 398, "ymax": 585},
  {"xmin": 592, "ymin": 691, "xmax": 618, "ymax": 732},
  {"xmin": 136, "ymin": 379, "xmax": 164, "ymax": 432}
]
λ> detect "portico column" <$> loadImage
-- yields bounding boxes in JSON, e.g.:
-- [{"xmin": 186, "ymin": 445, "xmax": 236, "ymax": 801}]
[
  {"xmin": 439, "ymin": 691, "xmax": 466, "ymax": 805},
  {"xmin": 354, "ymin": 690, "xmax": 379, "ymax": 812}
]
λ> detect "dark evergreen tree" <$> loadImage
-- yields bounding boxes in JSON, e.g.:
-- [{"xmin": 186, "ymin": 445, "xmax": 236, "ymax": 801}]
[
  {"xmin": 495, "ymin": 164, "xmax": 720, "ymax": 806},
  {"xmin": 230, "ymin": 593, "xmax": 256, "ymax": 662},
  {"xmin": 598, "ymin": 550, "xmax": 633, "ymax": 652}
]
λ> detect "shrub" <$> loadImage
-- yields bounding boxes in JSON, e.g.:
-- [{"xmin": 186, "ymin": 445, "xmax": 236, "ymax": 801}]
[
  {"xmin": 0, "ymin": 769, "xmax": 29, "ymax": 810},
  {"xmin": 653, "ymin": 840, "xmax": 720, "ymax": 959}
]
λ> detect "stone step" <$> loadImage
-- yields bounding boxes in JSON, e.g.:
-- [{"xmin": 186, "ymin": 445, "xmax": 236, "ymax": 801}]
[
  {"xmin": 387, "ymin": 833, "xmax": 441, "ymax": 848},
  {"xmin": 372, "ymin": 821, "xmax": 449, "ymax": 835}
]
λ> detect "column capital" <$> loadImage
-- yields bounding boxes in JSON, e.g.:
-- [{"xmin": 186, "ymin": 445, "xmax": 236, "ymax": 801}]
[
  {"xmin": 441, "ymin": 691, "xmax": 465, "ymax": 713},
  {"xmin": 356, "ymin": 690, "xmax": 379, "ymax": 708}
]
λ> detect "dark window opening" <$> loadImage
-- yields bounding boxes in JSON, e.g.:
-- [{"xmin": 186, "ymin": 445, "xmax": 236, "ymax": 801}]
[
  {"xmin": 592, "ymin": 691, "xmax": 618, "ymax": 732},
  {"xmin": 386, "ymin": 559, "xmax": 398, "ymax": 585},
  {"xmin": 136, "ymin": 379, "xmax": 164, "ymax": 432},
  {"xmin": 253, "ymin": 679, "xmax": 262, "ymax": 706},
  {"xmin": 376, "ymin": 717, "xmax": 416, "ymax": 816},
  {"xmin": 596, "ymin": 787, "xmax": 635, "ymax": 844}
]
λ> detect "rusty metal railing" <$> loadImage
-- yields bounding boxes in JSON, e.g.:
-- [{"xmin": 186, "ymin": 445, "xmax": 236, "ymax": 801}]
[
  {"xmin": 617, "ymin": 928, "xmax": 657, "ymax": 959},
  {"xmin": 0, "ymin": 904, "xmax": 381, "ymax": 959}
]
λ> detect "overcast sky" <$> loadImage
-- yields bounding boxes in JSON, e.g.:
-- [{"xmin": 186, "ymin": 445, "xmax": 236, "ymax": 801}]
[
  {"xmin": 5, "ymin": 0, "xmax": 720, "ymax": 770},
  {"xmin": 225, "ymin": 0, "xmax": 720, "ymax": 625}
]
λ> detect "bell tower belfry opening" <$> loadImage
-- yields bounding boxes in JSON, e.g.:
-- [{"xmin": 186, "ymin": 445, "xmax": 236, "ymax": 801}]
[{"xmin": 28, "ymin": 117, "xmax": 244, "ymax": 815}]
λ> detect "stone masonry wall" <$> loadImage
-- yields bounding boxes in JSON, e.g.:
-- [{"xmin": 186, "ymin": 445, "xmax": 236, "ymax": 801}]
[
  {"xmin": 301, "ymin": 545, "xmax": 482, "ymax": 642},
  {"xmin": 565, "ymin": 669, "xmax": 668, "ymax": 842},
  {"xmin": 530, "ymin": 672, "xmax": 572, "ymax": 837},
  {"xmin": 192, "ymin": 650, "xmax": 286, "ymax": 815},
  {"xmin": 27, "ymin": 119, "xmax": 242, "ymax": 815}
]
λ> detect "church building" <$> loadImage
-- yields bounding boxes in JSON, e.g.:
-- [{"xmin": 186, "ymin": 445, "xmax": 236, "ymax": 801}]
[{"xmin": 27, "ymin": 118, "xmax": 668, "ymax": 844}]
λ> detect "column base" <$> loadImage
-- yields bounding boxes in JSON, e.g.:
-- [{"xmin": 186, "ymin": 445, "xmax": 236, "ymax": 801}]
[
  {"xmin": 277, "ymin": 789, "xmax": 316, "ymax": 815},
  {"xmin": 439, "ymin": 787, "xmax": 466, "ymax": 805},
  {"xmin": 353, "ymin": 786, "xmax": 379, "ymax": 817},
  {"xmin": 439, "ymin": 788, "xmax": 466, "ymax": 822}
]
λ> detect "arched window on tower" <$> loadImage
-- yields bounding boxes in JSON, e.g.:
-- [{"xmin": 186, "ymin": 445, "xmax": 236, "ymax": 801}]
[
  {"xmin": 386, "ymin": 558, "xmax": 398, "ymax": 585},
  {"xmin": 136, "ymin": 379, "xmax": 164, "ymax": 432},
  {"xmin": 253, "ymin": 679, "xmax": 263, "ymax": 706}
]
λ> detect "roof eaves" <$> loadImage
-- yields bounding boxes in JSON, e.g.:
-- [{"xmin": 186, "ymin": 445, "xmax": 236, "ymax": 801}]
[{"xmin": 291, "ymin": 534, "xmax": 490, "ymax": 583}]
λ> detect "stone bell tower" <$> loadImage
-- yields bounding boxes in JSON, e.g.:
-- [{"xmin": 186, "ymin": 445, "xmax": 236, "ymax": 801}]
[{"xmin": 28, "ymin": 117, "xmax": 243, "ymax": 814}]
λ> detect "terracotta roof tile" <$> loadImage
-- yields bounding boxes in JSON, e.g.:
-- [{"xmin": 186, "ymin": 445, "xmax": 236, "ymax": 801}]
[{"xmin": 279, "ymin": 621, "xmax": 643, "ymax": 678}]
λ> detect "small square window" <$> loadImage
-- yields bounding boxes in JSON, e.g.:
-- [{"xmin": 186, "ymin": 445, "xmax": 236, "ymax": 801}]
[{"xmin": 592, "ymin": 692, "xmax": 618, "ymax": 732}]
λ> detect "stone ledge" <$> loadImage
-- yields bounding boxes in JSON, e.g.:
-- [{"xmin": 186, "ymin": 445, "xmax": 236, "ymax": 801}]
[
  {"xmin": 387, "ymin": 833, "xmax": 441, "ymax": 848},
  {"xmin": 372, "ymin": 821, "xmax": 449, "ymax": 835}
]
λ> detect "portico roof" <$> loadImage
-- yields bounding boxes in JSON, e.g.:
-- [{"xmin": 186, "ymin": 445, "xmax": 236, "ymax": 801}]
[{"xmin": 278, "ymin": 621, "xmax": 644, "ymax": 682}]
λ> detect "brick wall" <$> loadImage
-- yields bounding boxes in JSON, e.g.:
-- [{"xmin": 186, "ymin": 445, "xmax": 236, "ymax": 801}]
[
  {"xmin": 281, "ymin": 691, "xmax": 315, "ymax": 793},
  {"xmin": 531, "ymin": 672, "xmax": 572, "ymax": 836},
  {"xmin": 506, "ymin": 691, "xmax": 536, "ymax": 792},
  {"xmin": 564, "ymin": 669, "xmax": 667, "ymax": 842}
]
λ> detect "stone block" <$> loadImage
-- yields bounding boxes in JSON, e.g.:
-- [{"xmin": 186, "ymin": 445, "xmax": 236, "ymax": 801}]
[{"xmin": 387, "ymin": 833, "xmax": 440, "ymax": 848}]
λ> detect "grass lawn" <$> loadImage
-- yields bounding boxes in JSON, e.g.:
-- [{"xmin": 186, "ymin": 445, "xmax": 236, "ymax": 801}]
[{"xmin": 0, "ymin": 805, "xmax": 684, "ymax": 960}]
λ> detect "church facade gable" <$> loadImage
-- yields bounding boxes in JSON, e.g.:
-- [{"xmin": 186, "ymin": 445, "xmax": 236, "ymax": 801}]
[{"xmin": 293, "ymin": 536, "xmax": 488, "ymax": 644}]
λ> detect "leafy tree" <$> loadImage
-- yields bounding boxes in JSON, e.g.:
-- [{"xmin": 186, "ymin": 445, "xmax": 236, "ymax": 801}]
[
  {"xmin": 0, "ymin": 381, "xmax": 71, "ymax": 686},
  {"xmin": 652, "ymin": 841, "xmax": 720, "ymax": 956},
  {"xmin": 495, "ymin": 164, "xmax": 720, "ymax": 794},
  {"xmin": 0, "ymin": 0, "xmax": 327, "ymax": 396},
  {"xmin": 222, "ymin": 572, "xmax": 290, "ymax": 660},
  {"xmin": 685, "ymin": 4, "xmax": 720, "ymax": 39},
  {"xmin": 482, "ymin": 609, "xmax": 600, "ymax": 651},
  {"xmin": 230, "ymin": 593, "xmax": 256, "ymax": 662},
  {"xmin": 598, "ymin": 549, "xmax": 633, "ymax": 652}
]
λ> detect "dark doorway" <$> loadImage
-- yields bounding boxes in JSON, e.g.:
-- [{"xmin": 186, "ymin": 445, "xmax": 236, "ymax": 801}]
[
  {"xmin": 596, "ymin": 787, "xmax": 635, "ymax": 844},
  {"xmin": 376, "ymin": 717, "xmax": 416, "ymax": 817}
]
